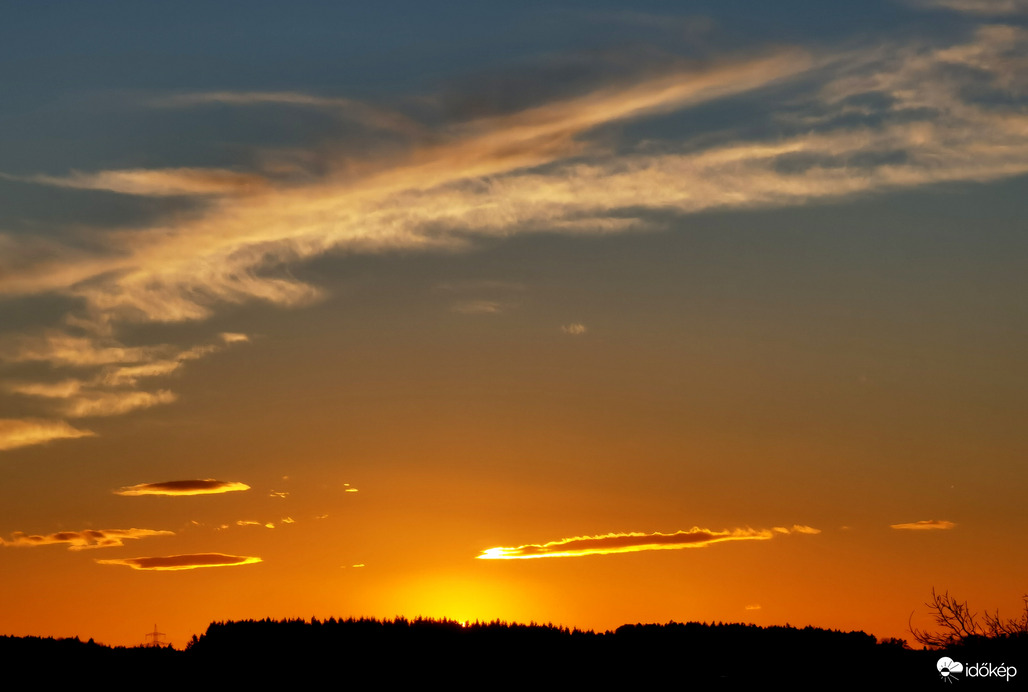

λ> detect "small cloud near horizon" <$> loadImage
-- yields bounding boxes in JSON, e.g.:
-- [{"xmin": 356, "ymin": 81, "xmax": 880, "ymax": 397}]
[
  {"xmin": 115, "ymin": 479, "xmax": 251, "ymax": 496},
  {"xmin": 890, "ymin": 519, "xmax": 956, "ymax": 530},
  {"xmin": 561, "ymin": 323, "xmax": 587, "ymax": 336}
]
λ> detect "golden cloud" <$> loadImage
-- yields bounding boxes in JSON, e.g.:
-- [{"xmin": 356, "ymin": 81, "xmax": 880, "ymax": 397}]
[
  {"xmin": 96, "ymin": 553, "xmax": 262, "ymax": 571},
  {"xmin": 477, "ymin": 525, "xmax": 817, "ymax": 560},
  {"xmin": 1, "ymin": 528, "xmax": 173, "ymax": 550},
  {"xmin": 114, "ymin": 479, "xmax": 251, "ymax": 496},
  {"xmin": 0, "ymin": 418, "xmax": 94, "ymax": 451},
  {"xmin": 3, "ymin": 335, "xmax": 248, "ymax": 427},
  {"xmin": 890, "ymin": 519, "xmax": 956, "ymax": 530},
  {"xmin": 0, "ymin": 26, "xmax": 1026, "ymax": 456},
  {"xmin": 17, "ymin": 168, "xmax": 269, "ymax": 197}
]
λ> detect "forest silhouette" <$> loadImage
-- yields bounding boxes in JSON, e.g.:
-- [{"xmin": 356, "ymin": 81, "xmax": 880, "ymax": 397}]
[{"xmin": 6, "ymin": 615, "xmax": 1023, "ymax": 688}]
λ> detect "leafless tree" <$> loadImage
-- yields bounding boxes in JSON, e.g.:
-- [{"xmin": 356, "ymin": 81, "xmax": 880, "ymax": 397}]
[
  {"xmin": 983, "ymin": 594, "xmax": 1028, "ymax": 638},
  {"xmin": 910, "ymin": 588, "xmax": 1028, "ymax": 647}
]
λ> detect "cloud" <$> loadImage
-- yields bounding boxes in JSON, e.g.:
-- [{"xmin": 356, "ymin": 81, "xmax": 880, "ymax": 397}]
[
  {"xmin": 152, "ymin": 90, "xmax": 426, "ymax": 137},
  {"xmin": 745, "ymin": 604, "xmax": 762, "ymax": 610},
  {"xmin": 890, "ymin": 519, "xmax": 956, "ymax": 530},
  {"xmin": 3, "ymin": 334, "xmax": 248, "ymax": 423},
  {"xmin": 561, "ymin": 323, "xmax": 587, "ymax": 336},
  {"xmin": 0, "ymin": 418, "xmax": 94, "ymax": 451},
  {"xmin": 114, "ymin": 479, "xmax": 251, "ymax": 496},
  {"xmin": 1, "ymin": 333, "xmax": 168, "ymax": 367},
  {"xmin": 451, "ymin": 300, "xmax": 505, "ymax": 314},
  {"xmin": 2, "ymin": 26, "xmax": 1028, "ymax": 452},
  {"xmin": 235, "ymin": 520, "xmax": 275, "ymax": 529},
  {"xmin": 219, "ymin": 332, "xmax": 250, "ymax": 344},
  {"xmin": 774, "ymin": 524, "xmax": 821, "ymax": 534},
  {"xmin": 1, "ymin": 528, "xmax": 173, "ymax": 550},
  {"xmin": 477, "ymin": 525, "xmax": 817, "ymax": 560},
  {"xmin": 60, "ymin": 389, "xmax": 177, "ymax": 418},
  {"xmin": 909, "ymin": 0, "xmax": 1028, "ymax": 14},
  {"xmin": 95, "ymin": 553, "xmax": 262, "ymax": 570},
  {"xmin": 9, "ymin": 168, "xmax": 269, "ymax": 197},
  {"xmin": 0, "ymin": 49, "xmax": 812, "ymax": 319}
]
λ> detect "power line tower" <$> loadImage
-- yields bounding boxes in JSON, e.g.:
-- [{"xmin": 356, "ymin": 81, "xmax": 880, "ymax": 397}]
[{"xmin": 144, "ymin": 624, "xmax": 166, "ymax": 648}]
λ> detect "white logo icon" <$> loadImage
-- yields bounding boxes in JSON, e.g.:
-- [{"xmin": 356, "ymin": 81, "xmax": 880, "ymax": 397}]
[{"xmin": 937, "ymin": 657, "xmax": 963, "ymax": 682}]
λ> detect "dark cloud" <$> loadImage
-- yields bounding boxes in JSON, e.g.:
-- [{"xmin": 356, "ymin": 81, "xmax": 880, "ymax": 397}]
[
  {"xmin": 115, "ymin": 479, "xmax": 250, "ymax": 496},
  {"xmin": 95, "ymin": 553, "xmax": 262, "ymax": 570}
]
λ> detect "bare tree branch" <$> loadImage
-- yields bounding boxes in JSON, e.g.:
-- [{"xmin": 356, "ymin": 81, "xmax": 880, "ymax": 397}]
[{"xmin": 911, "ymin": 589, "xmax": 1028, "ymax": 648}]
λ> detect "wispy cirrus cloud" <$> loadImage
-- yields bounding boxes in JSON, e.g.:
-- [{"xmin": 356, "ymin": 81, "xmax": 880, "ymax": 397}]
[
  {"xmin": 909, "ymin": 0, "xmax": 1028, "ymax": 14},
  {"xmin": 96, "ymin": 553, "xmax": 262, "ymax": 570},
  {"xmin": 59, "ymin": 389, "xmax": 177, "ymax": 418},
  {"xmin": 0, "ymin": 527, "xmax": 173, "ymax": 550},
  {"xmin": 890, "ymin": 519, "xmax": 956, "ymax": 530},
  {"xmin": 5, "ymin": 168, "xmax": 269, "ymax": 197},
  {"xmin": 114, "ymin": 479, "xmax": 251, "ymax": 496},
  {"xmin": 477, "ymin": 525, "xmax": 817, "ymax": 560},
  {"xmin": 1, "ymin": 333, "xmax": 248, "ymax": 444},
  {"xmin": 451, "ymin": 300, "xmax": 505, "ymax": 315},
  {"xmin": 2, "ymin": 23, "xmax": 1028, "ymax": 451},
  {"xmin": 0, "ymin": 418, "xmax": 94, "ymax": 451},
  {"xmin": 152, "ymin": 90, "xmax": 426, "ymax": 137}
]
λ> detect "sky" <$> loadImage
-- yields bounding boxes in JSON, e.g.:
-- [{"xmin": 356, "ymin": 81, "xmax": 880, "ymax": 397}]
[{"xmin": 1, "ymin": 0, "xmax": 1026, "ymax": 647}]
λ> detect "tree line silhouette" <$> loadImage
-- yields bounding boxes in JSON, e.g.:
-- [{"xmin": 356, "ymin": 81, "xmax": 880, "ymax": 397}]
[{"xmin": 4, "ymin": 602, "xmax": 1023, "ymax": 688}]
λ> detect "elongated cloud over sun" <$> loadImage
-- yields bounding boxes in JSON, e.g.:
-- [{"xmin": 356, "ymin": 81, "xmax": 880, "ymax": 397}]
[
  {"xmin": 477, "ymin": 525, "xmax": 818, "ymax": 560},
  {"xmin": 0, "ymin": 528, "xmax": 173, "ymax": 550},
  {"xmin": 114, "ymin": 479, "xmax": 251, "ymax": 496},
  {"xmin": 96, "ymin": 553, "xmax": 262, "ymax": 571}
]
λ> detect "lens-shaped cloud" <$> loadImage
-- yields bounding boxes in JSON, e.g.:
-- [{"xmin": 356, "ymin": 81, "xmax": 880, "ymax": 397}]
[
  {"xmin": 477, "ymin": 525, "xmax": 817, "ymax": 560},
  {"xmin": 95, "ymin": 553, "xmax": 262, "ymax": 570},
  {"xmin": 1, "ymin": 528, "xmax": 173, "ymax": 550},
  {"xmin": 890, "ymin": 519, "xmax": 956, "ymax": 530},
  {"xmin": 114, "ymin": 479, "xmax": 251, "ymax": 496}
]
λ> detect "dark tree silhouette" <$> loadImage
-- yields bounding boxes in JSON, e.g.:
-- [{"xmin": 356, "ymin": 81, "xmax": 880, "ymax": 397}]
[{"xmin": 911, "ymin": 588, "xmax": 1028, "ymax": 647}]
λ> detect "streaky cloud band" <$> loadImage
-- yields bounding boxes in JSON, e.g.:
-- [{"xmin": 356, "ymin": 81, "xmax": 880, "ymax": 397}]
[
  {"xmin": 477, "ymin": 525, "xmax": 818, "ymax": 560},
  {"xmin": 1, "ymin": 527, "xmax": 173, "ymax": 550}
]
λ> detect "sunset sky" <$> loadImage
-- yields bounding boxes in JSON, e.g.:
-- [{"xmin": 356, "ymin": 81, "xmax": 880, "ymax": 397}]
[{"xmin": 2, "ymin": 0, "xmax": 1026, "ymax": 647}]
